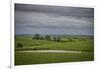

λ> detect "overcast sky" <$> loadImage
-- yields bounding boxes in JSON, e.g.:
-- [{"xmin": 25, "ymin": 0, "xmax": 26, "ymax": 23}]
[{"xmin": 15, "ymin": 3, "xmax": 94, "ymax": 35}]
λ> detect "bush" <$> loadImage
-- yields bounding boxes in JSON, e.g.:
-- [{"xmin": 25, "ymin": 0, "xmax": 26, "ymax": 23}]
[
  {"xmin": 56, "ymin": 36, "xmax": 61, "ymax": 42},
  {"xmin": 17, "ymin": 43, "xmax": 23, "ymax": 47}
]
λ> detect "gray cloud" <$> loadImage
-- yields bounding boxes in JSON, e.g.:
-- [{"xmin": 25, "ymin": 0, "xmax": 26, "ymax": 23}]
[
  {"xmin": 15, "ymin": 3, "xmax": 94, "ymax": 17},
  {"xmin": 15, "ymin": 3, "xmax": 94, "ymax": 35}
]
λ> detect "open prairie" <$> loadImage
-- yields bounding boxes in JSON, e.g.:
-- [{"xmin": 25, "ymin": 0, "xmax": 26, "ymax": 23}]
[{"xmin": 15, "ymin": 35, "xmax": 94, "ymax": 65}]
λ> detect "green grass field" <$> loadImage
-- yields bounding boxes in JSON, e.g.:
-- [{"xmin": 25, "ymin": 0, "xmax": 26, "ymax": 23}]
[
  {"xmin": 15, "ymin": 52, "xmax": 93, "ymax": 65},
  {"xmin": 15, "ymin": 35, "xmax": 94, "ymax": 65}
]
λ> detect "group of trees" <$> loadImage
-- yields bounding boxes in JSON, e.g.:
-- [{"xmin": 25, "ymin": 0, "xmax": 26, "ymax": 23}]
[
  {"xmin": 32, "ymin": 33, "xmax": 61, "ymax": 42},
  {"xmin": 53, "ymin": 36, "xmax": 61, "ymax": 42}
]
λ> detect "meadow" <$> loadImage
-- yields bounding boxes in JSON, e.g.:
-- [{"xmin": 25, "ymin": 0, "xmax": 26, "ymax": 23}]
[{"xmin": 15, "ymin": 35, "xmax": 94, "ymax": 65}]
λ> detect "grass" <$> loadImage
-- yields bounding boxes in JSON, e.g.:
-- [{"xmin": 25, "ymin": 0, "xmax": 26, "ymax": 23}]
[
  {"xmin": 15, "ymin": 52, "xmax": 94, "ymax": 65},
  {"xmin": 15, "ymin": 35, "xmax": 94, "ymax": 51},
  {"xmin": 15, "ymin": 35, "xmax": 94, "ymax": 65}
]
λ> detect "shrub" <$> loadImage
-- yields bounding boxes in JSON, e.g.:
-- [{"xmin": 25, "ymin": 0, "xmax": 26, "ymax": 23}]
[
  {"xmin": 56, "ymin": 36, "xmax": 61, "ymax": 42},
  {"xmin": 17, "ymin": 43, "xmax": 23, "ymax": 47}
]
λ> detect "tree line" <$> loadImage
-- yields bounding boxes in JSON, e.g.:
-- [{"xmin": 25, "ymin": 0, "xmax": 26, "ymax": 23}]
[{"xmin": 32, "ymin": 33, "xmax": 61, "ymax": 42}]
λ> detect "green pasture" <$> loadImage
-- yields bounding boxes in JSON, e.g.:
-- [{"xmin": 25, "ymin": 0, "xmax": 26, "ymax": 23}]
[
  {"xmin": 15, "ymin": 35, "xmax": 94, "ymax": 65},
  {"xmin": 15, "ymin": 52, "xmax": 94, "ymax": 65},
  {"xmin": 15, "ymin": 35, "xmax": 94, "ymax": 51}
]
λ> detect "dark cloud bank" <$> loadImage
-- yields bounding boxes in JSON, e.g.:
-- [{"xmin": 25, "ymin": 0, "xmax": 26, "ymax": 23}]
[{"xmin": 15, "ymin": 3, "xmax": 94, "ymax": 35}]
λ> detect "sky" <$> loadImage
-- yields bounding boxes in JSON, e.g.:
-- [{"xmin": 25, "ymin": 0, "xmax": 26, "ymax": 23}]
[{"xmin": 15, "ymin": 3, "xmax": 94, "ymax": 35}]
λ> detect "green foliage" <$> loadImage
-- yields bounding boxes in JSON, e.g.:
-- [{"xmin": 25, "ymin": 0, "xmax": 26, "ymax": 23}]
[
  {"xmin": 32, "ymin": 33, "xmax": 40, "ymax": 40},
  {"xmin": 45, "ymin": 35, "xmax": 51, "ymax": 40},
  {"xmin": 17, "ymin": 43, "xmax": 23, "ymax": 48},
  {"xmin": 53, "ymin": 36, "xmax": 61, "ymax": 42},
  {"xmin": 56, "ymin": 36, "xmax": 61, "ymax": 42}
]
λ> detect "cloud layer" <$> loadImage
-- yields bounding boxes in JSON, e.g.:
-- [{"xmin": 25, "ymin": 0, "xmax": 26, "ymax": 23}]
[{"xmin": 15, "ymin": 4, "xmax": 94, "ymax": 35}]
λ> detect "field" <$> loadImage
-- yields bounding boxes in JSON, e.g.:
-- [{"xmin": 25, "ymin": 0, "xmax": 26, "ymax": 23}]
[{"xmin": 15, "ymin": 35, "xmax": 94, "ymax": 65}]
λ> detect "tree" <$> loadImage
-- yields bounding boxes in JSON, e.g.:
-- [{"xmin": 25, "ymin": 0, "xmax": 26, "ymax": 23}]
[
  {"xmin": 32, "ymin": 33, "xmax": 40, "ymax": 40},
  {"xmin": 45, "ymin": 35, "xmax": 51, "ymax": 40}
]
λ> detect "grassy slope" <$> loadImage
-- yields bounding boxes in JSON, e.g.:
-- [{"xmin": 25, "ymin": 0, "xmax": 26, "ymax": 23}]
[
  {"xmin": 15, "ymin": 52, "xmax": 94, "ymax": 65},
  {"xmin": 15, "ymin": 35, "xmax": 94, "ymax": 65},
  {"xmin": 15, "ymin": 35, "xmax": 94, "ymax": 51}
]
